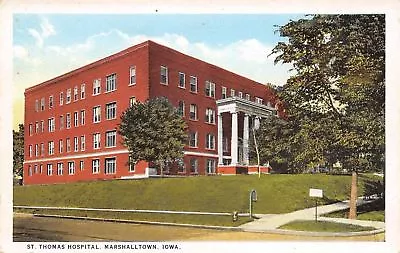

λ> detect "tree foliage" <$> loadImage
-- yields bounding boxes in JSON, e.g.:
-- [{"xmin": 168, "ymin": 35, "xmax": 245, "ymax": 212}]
[
  {"xmin": 262, "ymin": 14, "xmax": 385, "ymax": 173},
  {"xmin": 118, "ymin": 97, "xmax": 187, "ymax": 175},
  {"xmin": 13, "ymin": 124, "xmax": 24, "ymax": 176}
]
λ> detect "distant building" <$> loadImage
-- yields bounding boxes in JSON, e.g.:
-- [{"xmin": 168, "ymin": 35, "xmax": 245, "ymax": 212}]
[{"xmin": 23, "ymin": 40, "xmax": 283, "ymax": 185}]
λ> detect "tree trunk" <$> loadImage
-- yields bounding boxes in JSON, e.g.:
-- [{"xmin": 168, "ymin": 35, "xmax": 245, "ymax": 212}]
[
  {"xmin": 348, "ymin": 170, "xmax": 358, "ymax": 219},
  {"xmin": 159, "ymin": 160, "xmax": 164, "ymax": 177}
]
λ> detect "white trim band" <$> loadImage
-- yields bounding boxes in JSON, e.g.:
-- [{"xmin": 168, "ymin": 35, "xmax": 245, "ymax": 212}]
[{"xmin": 24, "ymin": 149, "xmax": 130, "ymax": 164}]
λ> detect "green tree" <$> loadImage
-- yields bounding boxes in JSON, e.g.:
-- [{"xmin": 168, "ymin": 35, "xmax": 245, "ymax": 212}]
[
  {"xmin": 118, "ymin": 97, "xmax": 188, "ymax": 176},
  {"xmin": 13, "ymin": 124, "xmax": 24, "ymax": 177},
  {"xmin": 267, "ymin": 14, "xmax": 385, "ymax": 218}
]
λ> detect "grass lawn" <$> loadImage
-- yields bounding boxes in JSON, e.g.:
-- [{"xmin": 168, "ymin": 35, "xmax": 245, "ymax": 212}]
[
  {"xmin": 14, "ymin": 174, "xmax": 381, "ymax": 226},
  {"xmin": 279, "ymin": 220, "xmax": 376, "ymax": 232},
  {"xmin": 323, "ymin": 198, "xmax": 385, "ymax": 222}
]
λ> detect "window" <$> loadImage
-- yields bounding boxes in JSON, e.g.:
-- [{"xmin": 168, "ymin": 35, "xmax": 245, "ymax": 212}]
[
  {"xmin": 245, "ymin": 93, "xmax": 251, "ymax": 100},
  {"xmin": 41, "ymin": 143, "xmax": 44, "ymax": 156},
  {"xmin": 29, "ymin": 124, "xmax": 32, "ymax": 136},
  {"xmin": 80, "ymin": 135, "xmax": 85, "ymax": 151},
  {"xmin": 80, "ymin": 110, "xmax": 85, "ymax": 125},
  {"xmin": 66, "ymin": 88, "xmax": 71, "ymax": 104},
  {"xmin": 129, "ymin": 155, "xmax": 135, "ymax": 172},
  {"xmin": 93, "ymin": 79, "xmax": 101, "ymax": 95},
  {"xmin": 255, "ymin": 97, "xmax": 263, "ymax": 104},
  {"xmin": 129, "ymin": 66, "xmax": 136, "ymax": 85},
  {"xmin": 105, "ymin": 73, "xmax": 117, "ymax": 92},
  {"xmin": 81, "ymin": 84, "xmax": 85, "ymax": 99},
  {"xmin": 73, "ymin": 86, "xmax": 78, "ymax": 101},
  {"xmin": 34, "ymin": 164, "xmax": 38, "ymax": 174},
  {"xmin": 40, "ymin": 98, "xmax": 45, "ymax": 111},
  {"xmin": 35, "ymin": 99, "xmax": 39, "ymax": 112},
  {"xmin": 29, "ymin": 145, "xmax": 32, "ymax": 157},
  {"xmin": 35, "ymin": 122, "xmax": 39, "ymax": 133},
  {"xmin": 35, "ymin": 144, "xmax": 38, "ymax": 157},
  {"xmin": 178, "ymin": 72, "xmax": 185, "ymax": 88},
  {"xmin": 205, "ymin": 81, "xmax": 215, "ymax": 98},
  {"xmin": 66, "ymin": 113, "xmax": 71, "ymax": 129},
  {"xmin": 177, "ymin": 101, "xmax": 185, "ymax": 117},
  {"xmin": 74, "ymin": 137, "xmax": 79, "ymax": 152},
  {"xmin": 206, "ymin": 159, "xmax": 216, "ymax": 174},
  {"xmin": 177, "ymin": 158, "xmax": 185, "ymax": 173},
  {"xmin": 160, "ymin": 66, "xmax": 168, "ymax": 85},
  {"xmin": 66, "ymin": 138, "xmax": 71, "ymax": 152},
  {"xmin": 105, "ymin": 102, "xmax": 117, "ymax": 120},
  {"xmin": 93, "ymin": 106, "xmax": 101, "ymax": 123},
  {"xmin": 189, "ymin": 104, "xmax": 197, "ymax": 120},
  {"xmin": 74, "ymin": 111, "xmax": 79, "ymax": 127},
  {"xmin": 59, "ymin": 139, "xmax": 63, "ymax": 153},
  {"xmin": 189, "ymin": 132, "xmax": 197, "ymax": 148},
  {"xmin": 47, "ymin": 164, "xmax": 53, "ymax": 176},
  {"xmin": 105, "ymin": 130, "xmax": 116, "ymax": 147},
  {"xmin": 205, "ymin": 133, "xmax": 215, "ymax": 150},
  {"xmin": 48, "ymin": 118, "xmax": 55, "ymax": 132},
  {"xmin": 222, "ymin": 87, "xmax": 227, "ymax": 99},
  {"xmin": 129, "ymin": 97, "xmax": 136, "ymax": 107},
  {"xmin": 49, "ymin": 95, "xmax": 54, "ymax": 109},
  {"xmin": 40, "ymin": 120, "xmax": 44, "ymax": 133},
  {"xmin": 80, "ymin": 160, "xmax": 84, "ymax": 170},
  {"xmin": 57, "ymin": 163, "xmax": 63, "ymax": 175},
  {"xmin": 190, "ymin": 76, "xmax": 197, "ymax": 93},
  {"xmin": 40, "ymin": 164, "xmax": 43, "ymax": 174},
  {"xmin": 205, "ymin": 108, "xmax": 215, "ymax": 124},
  {"xmin": 93, "ymin": 133, "xmax": 100, "ymax": 149},
  {"xmin": 60, "ymin": 115, "xmax": 64, "ymax": 130},
  {"xmin": 28, "ymin": 166, "xmax": 32, "ymax": 176},
  {"xmin": 92, "ymin": 159, "xmax": 100, "ymax": 174},
  {"xmin": 105, "ymin": 158, "xmax": 116, "ymax": 174},
  {"xmin": 190, "ymin": 158, "xmax": 198, "ymax": 174},
  {"xmin": 59, "ymin": 92, "xmax": 64, "ymax": 106},
  {"xmin": 68, "ymin": 161, "xmax": 75, "ymax": 175},
  {"xmin": 230, "ymin": 89, "xmax": 235, "ymax": 97},
  {"xmin": 48, "ymin": 141, "xmax": 54, "ymax": 155}
]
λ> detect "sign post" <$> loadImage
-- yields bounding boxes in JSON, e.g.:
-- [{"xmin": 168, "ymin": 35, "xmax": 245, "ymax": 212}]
[{"xmin": 309, "ymin": 188, "xmax": 323, "ymax": 222}]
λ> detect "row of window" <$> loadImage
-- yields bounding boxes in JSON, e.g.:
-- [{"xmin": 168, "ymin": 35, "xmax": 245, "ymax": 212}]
[
  {"xmin": 28, "ymin": 100, "xmax": 121, "ymax": 136},
  {"xmin": 177, "ymin": 102, "xmax": 216, "ymax": 123},
  {"xmin": 27, "ymin": 156, "xmax": 216, "ymax": 177},
  {"xmin": 28, "ymin": 131, "xmax": 117, "ymax": 158},
  {"xmin": 33, "ymin": 68, "xmax": 131, "ymax": 113},
  {"xmin": 27, "ymin": 157, "xmax": 119, "ymax": 177},
  {"xmin": 188, "ymin": 132, "xmax": 215, "ymax": 150},
  {"xmin": 33, "ymin": 64, "xmax": 265, "ymax": 114},
  {"xmin": 161, "ymin": 66, "xmax": 265, "ymax": 104}
]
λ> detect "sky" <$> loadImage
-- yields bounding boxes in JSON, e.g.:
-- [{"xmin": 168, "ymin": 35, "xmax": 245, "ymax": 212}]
[{"xmin": 12, "ymin": 14, "xmax": 307, "ymax": 129}]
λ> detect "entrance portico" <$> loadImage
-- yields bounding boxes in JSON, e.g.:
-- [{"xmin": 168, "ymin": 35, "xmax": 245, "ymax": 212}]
[{"xmin": 216, "ymin": 97, "xmax": 276, "ymax": 174}]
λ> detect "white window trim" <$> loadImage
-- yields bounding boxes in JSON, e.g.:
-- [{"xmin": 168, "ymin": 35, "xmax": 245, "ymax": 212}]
[{"xmin": 129, "ymin": 66, "xmax": 136, "ymax": 86}]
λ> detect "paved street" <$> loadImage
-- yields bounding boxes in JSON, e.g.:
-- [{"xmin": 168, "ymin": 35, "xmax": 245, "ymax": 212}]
[{"xmin": 13, "ymin": 214, "xmax": 384, "ymax": 242}]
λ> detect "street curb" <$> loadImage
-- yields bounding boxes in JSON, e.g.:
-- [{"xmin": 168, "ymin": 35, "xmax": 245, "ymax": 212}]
[
  {"xmin": 30, "ymin": 213, "xmax": 385, "ymax": 237},
  {"xmin": 32, "ymin": 214, "xmax": 242, "ymax": 231},
  {"xmin": 241, "ymin": 228, "xmax": 385, "ymax": 237}
]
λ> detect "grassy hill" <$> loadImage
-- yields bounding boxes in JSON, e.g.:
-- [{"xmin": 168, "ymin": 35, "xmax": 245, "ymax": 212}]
[{"xmin": 13, "ymin": 174, "xmax": 380, "ymax": 226}]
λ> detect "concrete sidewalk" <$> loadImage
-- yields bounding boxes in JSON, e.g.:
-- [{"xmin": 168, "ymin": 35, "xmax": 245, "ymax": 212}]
[{"xmin": 240, "ymin": 198, "xmax": 385, "ymax": 233}]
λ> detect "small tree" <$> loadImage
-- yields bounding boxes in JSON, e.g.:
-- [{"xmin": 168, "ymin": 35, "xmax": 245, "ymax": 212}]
[
  {"xmin": 13, "ymin": 124, "xmax": 24, "ymax": 176},
  {"xmin": 118, "ymin": 97, "xmax": 187, "ymax": 176}
]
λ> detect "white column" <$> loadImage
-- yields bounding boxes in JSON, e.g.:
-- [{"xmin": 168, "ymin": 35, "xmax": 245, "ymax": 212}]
[
  {"xmin": 243, "ymin": 114, "xmax": 249, "ymax": 165},
  {"xmin": 231, "ymin": 111, "xmax": 238, "ymax": 166},
  {"xmin": 217, "ymin": 113, "xmax": 223, "ymax": 165}
]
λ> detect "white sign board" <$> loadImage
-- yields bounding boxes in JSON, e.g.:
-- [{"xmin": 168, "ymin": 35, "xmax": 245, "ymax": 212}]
[{"xmin": 309, "ymin": 188, "xmax": 323, "ymax": 198}]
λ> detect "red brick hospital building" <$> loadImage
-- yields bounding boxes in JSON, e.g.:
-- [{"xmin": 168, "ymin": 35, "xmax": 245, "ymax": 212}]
[{"xmin": 23, "ymin": 40, "xmax": 283, "ymax": 185}]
